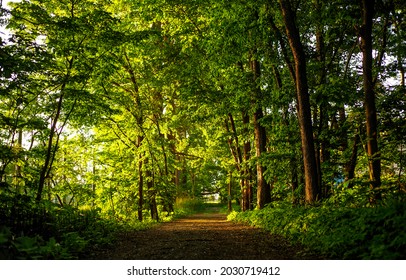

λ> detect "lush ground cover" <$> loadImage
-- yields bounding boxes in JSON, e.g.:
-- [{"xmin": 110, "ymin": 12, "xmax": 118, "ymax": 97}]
[
  {"xmin": 0, "ymin": 193, "xmax": 124, "ymax": 259},
  {"xmin": 228, "ymin": 198, "xmax": 406, "ymax": 259},
  {"xmin": 0, "ymin": 194, "xmax": 208, "ymax": 259}
]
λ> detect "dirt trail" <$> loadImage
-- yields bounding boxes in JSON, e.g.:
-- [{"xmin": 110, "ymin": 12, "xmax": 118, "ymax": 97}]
[{"xmin": 91, "ymin": 211, "xmax": 314, "ymax": 260}]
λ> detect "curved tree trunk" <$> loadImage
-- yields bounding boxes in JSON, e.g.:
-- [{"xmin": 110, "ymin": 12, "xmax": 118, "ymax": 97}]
[{"xmin": 37, "ymin": 89, "xmax": 65, "ymax": 201}]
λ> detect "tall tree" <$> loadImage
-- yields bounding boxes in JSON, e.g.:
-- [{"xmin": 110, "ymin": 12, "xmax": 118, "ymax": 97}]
[
  {"xmin": 251, "ymin": 58, "xmax": 272, "ymax": 208},
  {"xmin": 8, "ymin": 0, "xmax": 117, "ymax": 201},
  {"xmin": 278, "ymin": 0, "xmax": 320, "ymax": 203},
  {"xmin": 359, "ymin": 0, "xmax": 381, "ymax": 200}
]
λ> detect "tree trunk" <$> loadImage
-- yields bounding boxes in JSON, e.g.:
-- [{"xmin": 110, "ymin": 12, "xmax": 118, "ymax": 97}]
[
  {"xmin": 242, "ymin": 111, "xmax": 253, "ymax": 210},
  {"xmin": 92, "ymin": 156, "xmax": 96, "ymax": 208},
  {"xmin": 313, "ymin": 109, "xmax": 322, "ymax": 195},
  {"xmin": 144, "ymin": 157, "xmax": 159, "ymax": 221},
  {"xmin": 37, "ymin": 90, "xmax": 65, "ymax": 201},
  {"xmin": 359, "ymin": 0, "xmax": 381, "ymax": 200},
  {"xmin": 137, "ymin": 136, "xmax": 144, "ymax": 222},
  {"xmin": 319, "ymin": 108, "xmax": 331, "ymax": 197},
  {"xmin": 279, "ymin": 0, "xmax": 320, "ymax": 203},
  {"xmin": 225, "ymin": 112, "xmax": 252, "ymax": 211},
  {"xmin": 124, "ymin": 53, "xmax": 146, "ymax": 220},
  {"xmin": 225, "ymin": 113, "xmax": 242, "ymax": 169},
  {"xmin": 13, "ymin": 129, "xmax": 23, "ymax": 190},
  {"xmin": 253, "ymin": 108, "xmax": 271, "ymax": 209},
  {"xmin": 345, "ymin": 133, "xmax": 360, "ymax": 188},
  {"xmin": 250, "ymin": 57, "xmax": 271, "ymax": 209},
  {"xmin": 146, "ymin": 164, "xmax": 159, "ymax": 221},
  {"xmin": 338, "ymin": 107, "xmax": 348, "ymax": 151},
  {"xmin": 228, "ymin": 171, "xmax": 232, "ymax": 212},
  {"xmin": 315, "ymin": 15, "xmax": 330, "ymax": 196}
]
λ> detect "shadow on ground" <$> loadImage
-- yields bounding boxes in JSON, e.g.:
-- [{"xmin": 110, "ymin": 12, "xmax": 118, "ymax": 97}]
[{"xmin": 89, "ymin": 208, "xmax": 319, "ymax": 260}]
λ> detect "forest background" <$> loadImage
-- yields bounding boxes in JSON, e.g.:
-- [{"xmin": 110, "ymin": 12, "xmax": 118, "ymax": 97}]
[{"xmin": 0, "ymin": 0, "xmax": 405, "ymax": 259}]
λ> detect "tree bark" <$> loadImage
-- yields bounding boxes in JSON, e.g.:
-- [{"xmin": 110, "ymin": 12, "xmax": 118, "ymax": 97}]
[
  {"xmin": 279, "ymin": 0, "xmax": 320, "ymax": 203},
  {"xmin": 146, "ymin": 160, "xmax": 159, "ymax": 221},
  {"xmin": 227, "ymin": 113, "xmax": 243, "ymax": 168},
  {"xmin": 253, "ymin": 108, "xmax": 271, "ymax": 208},
  {"xmin": 359, "ymin": 0, "xmax": 381, "ymax": 200},
  {"xmin": 225, "ymin": 118, "xmax": 241, "ymax": 171},
  {"xmin": 37, "ymin": 88, "xmax": 65, "ymax": 201},
  {"xmin": 345, "ymin": 133, "xmax": 360, "ymax": 188},
  {"xmin": 137, "ymin": 136, "xmax": 144, "ymax": 222},
  {"xmin": 13, "ymin": 129, "xmax": 23, "ymax": 189},
  {"xmin": 250, "ymin": 57, "xmax": 271, "ymax": 209},
  {"xmin": 123, "ymin": 52, "xmax": 149, "ymax": 216},
  {"xmin": 242, "ymin": 111, "xmax": 253, "ymax": 210},
  {"xmin": 225, "ymin": 111, "xmax": 253, "ymax": 211},
  {"xmin": 314, "ymin": 2, "xmax": 329, "ymax": 197},
  {"xmin": 228, "ymin": 171, "xmax": 232, "ymax": 212}
]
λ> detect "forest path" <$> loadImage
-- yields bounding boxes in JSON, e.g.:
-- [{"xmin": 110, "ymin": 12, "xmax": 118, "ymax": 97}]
[{"xmin": 91, "ymin": 209, "xmax": 312, "ymax": 260}]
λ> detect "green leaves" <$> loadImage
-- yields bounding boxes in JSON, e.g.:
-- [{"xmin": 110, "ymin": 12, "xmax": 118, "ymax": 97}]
[
  {"xmin": 229, "ymin": 199, "xmax": 406, "ymax": 259},
  {"xmin": 1, "ymin": 0, "xmax": 405, "ymax": 259}
]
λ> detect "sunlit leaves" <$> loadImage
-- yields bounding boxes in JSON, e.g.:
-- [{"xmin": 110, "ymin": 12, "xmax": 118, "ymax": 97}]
[{"xmin": 1, "ymin": 0, "xmax": 404, "ymax": 219}]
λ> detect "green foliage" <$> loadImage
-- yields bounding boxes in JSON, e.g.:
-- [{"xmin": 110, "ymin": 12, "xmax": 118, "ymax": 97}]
[
  {"xmin": 228, "ymin": 198, "xmax": 406, "ymax": 259},
  {"xmin": 327, "ymin": 182, "xmax": 372, "ymax": 207},
  {"xmin": 172, "ymin": 197, "xmax": 206, "ymax": 217},
  {"xmin": 1, "ymin": 0, "xmax": 405, "ymax": 260},
  {"xmin": 0, "ymin": 193, "xmax": 122, "ymax": 259},
  {"xmin": 60, "ymin": 232, "xmax": 88, "ymax": 257},
  {"xmin": 0, "ymin": 227, "xmax": 72, "ymax": 260}
]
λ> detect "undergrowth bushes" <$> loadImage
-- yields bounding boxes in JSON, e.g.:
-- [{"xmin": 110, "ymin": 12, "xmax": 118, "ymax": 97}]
[
  {"xmin": 0, "ymin": 193, "xmax": 126, "ymax": 259},
  {"xmin": 0, "ymin": 194, "xmax": 210, "ymax": 259},
  {"xmin": 228, "ymin": 199, "xmax": 406, "ymax": 259}
]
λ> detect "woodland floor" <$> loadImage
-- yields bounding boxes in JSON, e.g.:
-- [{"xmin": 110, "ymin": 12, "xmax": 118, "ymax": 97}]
[{"xmin": 89, "ymin": 208, "xmax": 320, "ymax": 260}]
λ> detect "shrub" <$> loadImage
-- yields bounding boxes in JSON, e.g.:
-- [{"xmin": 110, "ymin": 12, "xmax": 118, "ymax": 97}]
[{"xmin": 228, "ymin": 200, "xmax": 406, "ymax": 259}]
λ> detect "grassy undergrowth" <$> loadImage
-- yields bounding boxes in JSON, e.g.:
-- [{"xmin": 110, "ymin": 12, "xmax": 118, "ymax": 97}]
[
  {"xmin": 162, "ymin": 198, "xmax": 228, "ymax": 222},
  {"xmin": 228, "ymin": 200, "xmax": 406, "ymax": 259},
  {"xmin": 167, "ymin": 197, "xmax": 208, "ymax": 219}
]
